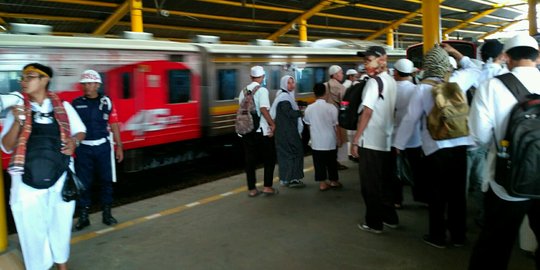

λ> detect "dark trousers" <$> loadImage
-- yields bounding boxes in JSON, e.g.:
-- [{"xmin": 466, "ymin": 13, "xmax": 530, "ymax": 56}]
[
  {"xmin": 424, "ymin": 146, "xmax": 467, "ymax": 243},
  {"xmin": 469, "ymin": 188, "xmax": 540, "ymax": 270},
  {"xmin": 241, "ymin": 132, "xmax": 276, "ymax": 190},
  {"xmin": 358, "ymin": 147, "xmax": 398, "ymax": 230},
  {"xmin": 312, "ymin": 149, "xmax": 338, "ymax": 181},
  {"xmin": 394, "ymin": 147, "xmax": 427, "ymax": 204},
  {"xmin": 75, "ymin": 142, "xmax": 114, "ymax": 207}
]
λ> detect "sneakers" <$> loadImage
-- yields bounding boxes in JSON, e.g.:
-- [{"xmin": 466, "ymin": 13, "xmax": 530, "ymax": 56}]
[
  {"xmin": 357, "ymin": 223, "xmax": 382, "ymax": 234},
  {"xmin": 288, "ymin": 179, "xmax": 306, "ymax": 188},
  {"xmin": 383, "ymin": 222, "xmax": 399, "ymax": 229},
  {"xmin": 279, "ymin": 180, "xmax": 290, "ymax": 187},
  {"xmin": 422, "ymin": 235, "xmax": 446, "ymax": 249}
]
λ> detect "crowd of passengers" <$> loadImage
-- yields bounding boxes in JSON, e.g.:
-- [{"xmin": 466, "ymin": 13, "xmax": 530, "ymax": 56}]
[
  {"xmin": 0, "ymin": 34, "xmax": 539, "ymax": 270},
  {"xmin": 237, "ymin": 34, "xmax": 540, "ymax": 270}
]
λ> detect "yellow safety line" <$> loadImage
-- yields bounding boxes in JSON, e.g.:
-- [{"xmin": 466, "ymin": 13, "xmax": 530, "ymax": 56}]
[{"xmin": 71, "ymin": 166, "xmax": 315, "ymax": 244}]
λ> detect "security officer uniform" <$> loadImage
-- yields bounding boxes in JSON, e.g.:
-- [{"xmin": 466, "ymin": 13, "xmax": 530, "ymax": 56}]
[{"xmin": 73, "ymin": 69, "xmax": 119, "ymax": 230}]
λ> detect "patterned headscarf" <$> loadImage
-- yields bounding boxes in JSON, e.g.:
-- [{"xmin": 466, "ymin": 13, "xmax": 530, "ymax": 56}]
[
  {"xmin": 8, "ymin": 92, "xmax": 71, "ymax": 175},
  {"xmin": 423, "ymin": 46, "xmax": 451, "ymax": 78}
]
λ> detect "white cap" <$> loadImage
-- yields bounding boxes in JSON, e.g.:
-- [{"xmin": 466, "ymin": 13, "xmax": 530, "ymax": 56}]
[
  {"xmin": 328, "ymin": 65, "xmax": 342, "ymax": 76},
  {"xmin": 80, "ymin": 70, "xmax": 102, "ymax": 83},
  {"xmin": 345, "ymin": 69, "xmax": 358, "ymax": 76},
  {"xmin": 250, "ymin": 66, "xmax": 265, "ymax": 77},
  {"xmin": 394, "ymin": 59, "xmax": 414, "ymax": 74},
  {"xmin": 448, "ymin": 56, "xmax": 458, "ymax": 70},
  {"xmin": 503, "ymin": 34, "xmax": 539, "ymax": 52}
]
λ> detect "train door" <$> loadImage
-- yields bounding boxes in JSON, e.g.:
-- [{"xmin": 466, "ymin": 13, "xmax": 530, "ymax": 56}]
[{"xmin": 106, "ymin": 60, "xmax": 201, "ymax": 150}]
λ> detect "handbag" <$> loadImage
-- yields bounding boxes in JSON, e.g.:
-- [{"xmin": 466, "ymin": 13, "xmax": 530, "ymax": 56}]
[{"xmin": 62, "ymin": 167, "xmax": 85, "ymax": 202}]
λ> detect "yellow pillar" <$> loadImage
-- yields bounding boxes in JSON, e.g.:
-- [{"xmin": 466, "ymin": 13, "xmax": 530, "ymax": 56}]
[
  {"xmin": 298, "ymin": 19, "xmax": 307, "ymax": 42},
  {"xmin": 386, "ymin": 28, "xmax": 394, "ymax": 48},
  {"xmin": 529, "ymin": 0, "xmax": 538, "ymax": 36},
  {"xmin": 130, "ymin": 0, "xmax": 143, "ymax": 32},
  {"xmin": 0, "ymin": 170, "xmax": 7, "ymax": 252},
  {"xmin": 422, "ymin": 0, "xmax": 441, "ymax": 55}
]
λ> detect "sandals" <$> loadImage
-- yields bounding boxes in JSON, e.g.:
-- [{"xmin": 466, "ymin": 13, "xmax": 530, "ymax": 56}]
[
  {"xmin": 262, "ymin": 188, "xmax": 279, "ymax": 196},
  {"xmin": 248, "ymin": 190, "xmax": 261, "ymax": 197},
  {"xmin": 329, "ymin": 181, "xmax": 343, "ymax": 189},
  {"xmin": 319, "ymin": 185, "xmax": 332, "ymax": 191}
]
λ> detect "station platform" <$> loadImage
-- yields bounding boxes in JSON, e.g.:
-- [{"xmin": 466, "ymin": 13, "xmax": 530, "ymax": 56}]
[{"xmin": 9, "ymin": 156, "xmax": 535, "ymax": 269}]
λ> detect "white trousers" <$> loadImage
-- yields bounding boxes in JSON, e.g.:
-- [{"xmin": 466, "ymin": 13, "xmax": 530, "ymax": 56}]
[{"xmin": 10, "ymin": 174, "xmax": 75, "ymax": 270}]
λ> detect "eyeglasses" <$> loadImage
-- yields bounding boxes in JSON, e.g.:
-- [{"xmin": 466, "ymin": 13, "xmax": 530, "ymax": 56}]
[{"xmin": 19, "ymin": 75, "xmax": 43, "ymax": 82}]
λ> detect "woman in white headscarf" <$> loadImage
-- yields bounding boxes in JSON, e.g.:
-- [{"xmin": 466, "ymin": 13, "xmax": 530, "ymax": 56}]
[{"xmin": 270, "ymin": 75, "xmax": 305, "ymax": 188}]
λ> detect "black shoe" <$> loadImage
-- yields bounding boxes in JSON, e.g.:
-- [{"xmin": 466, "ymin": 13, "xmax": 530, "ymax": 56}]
[
  {"xmin": 289, "ymin": 179, "xmax": 306, "ymax": 188},
  {"xmin": 75, "ymin": 206, "xmax": 90, "ymax": 231},
  {"xmin": 422, "ymin": 235, "xmax": 446, "ymax": 249},
  {"xmin": 102, "ymin": 205, "xmax": 118, "ymax": 226}
]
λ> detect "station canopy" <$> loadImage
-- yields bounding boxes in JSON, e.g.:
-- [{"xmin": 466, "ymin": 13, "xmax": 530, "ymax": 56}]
[{"xmin": 0, "ymin": 0, "xmax": 530, "ymax": 48}]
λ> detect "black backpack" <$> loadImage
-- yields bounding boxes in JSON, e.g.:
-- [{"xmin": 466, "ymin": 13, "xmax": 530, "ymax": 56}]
[
  {"xmin": 338, "ymin": 76, "xmax": 383, "ymax": 130},
  {"xmin": 494, "ymin": 73, "xmax": 540, "ymax": 198}
]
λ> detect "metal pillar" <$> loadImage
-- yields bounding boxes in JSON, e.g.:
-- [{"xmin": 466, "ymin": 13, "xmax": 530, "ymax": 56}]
[
  {"xmin": 298, "ymin": 19, "xmax": 307, "ymax": 42},
  {"xmin": 422, "ymin": 0, "xmax": 441, "ymax": 55},
  {"xmin": 0, "ymin": 170, "xmax": 7, "ymax": 252},
  {"xmin": 130, "ymin": 0, "xmax": 143, "ymax": 32},
  {"xmin": 529, "ymin": 0, "xmax": 538, "ymax": 36},
  {"xmin": 386, "ymin": 28, "xmax": 394, "ymax": 48}
]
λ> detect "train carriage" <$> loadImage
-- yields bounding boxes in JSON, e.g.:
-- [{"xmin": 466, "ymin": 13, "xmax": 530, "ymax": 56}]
[{"xmin": 0, "ymin": 30, "xmax": 405, "ymax": 172}]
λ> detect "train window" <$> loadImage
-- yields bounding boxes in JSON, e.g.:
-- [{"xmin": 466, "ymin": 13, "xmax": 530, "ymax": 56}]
[
  {"xmin": 121, "ymin": 72, "xmax": 132, "ymax": 99},
  {"xmin": 0, "ymin": 71, "xmax": 21, "ymax": 118},
  {"xmin": 0, "ymin": 71, "xmax": 21, "ymax": 94},
  {"xmin": 217, "ymin": 69, "xmax": 237, "ymax": 100},
  {"xmin": 168, "ymin": 69, "xmax": 191, "ymax": 103},
  {"xmin": 98, "ymin": 73, "xmax": 106, "ymax": 95},
  {"xmin": 270, "ymin": 68, "xmax": 280, "ymax": 90},
  {"xmin": 295, "ymin": 67, "xmax": 326, "ymax": 93},
  {"xmin": 407, "ymin": 41, "xmax": 476, "ymax": 68}
]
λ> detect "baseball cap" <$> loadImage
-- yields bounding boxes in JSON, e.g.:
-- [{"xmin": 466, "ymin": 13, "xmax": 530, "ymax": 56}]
[
  {"xmin": 357, "ymin": 46, "xmax": 386, "ymax": 57},
  {"xmin": 80, "ymin": 70, "xmax": 102, "ymax": 83},
  {"xmin": 393, "ymin": 59, "xmax": 414, "ymax": 74},
  {"xmin": 250, "ymin": 66, "xmax": 265, "ymax": 77},
  {"xmin": 345, "ymin": 69, "xmax": 358, "ymax": 76},
  {"xmin": 328, "ymin": 65, "xmax": 342, "ymax": 76},
  {"xmin": 503, "ymin": 34, "xmax": 539, "ymax": 52}
]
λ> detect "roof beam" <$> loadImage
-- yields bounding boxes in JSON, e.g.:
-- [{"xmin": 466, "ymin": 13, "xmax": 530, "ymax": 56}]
[
  {"xmin": 93, "ymin": 0, "xmax": 130, "ymax": 35},
  {"xmin": 442, "ymin": 4, "xmax": 506, "ymax": 37},
  {"xmin": 477, "ymin": 20, "xmax": 523, "ymax": 40},
  {"xmin": 266, "ymin": 0, "xmax": 333, "ymax": 41},
  {"xmin": 333, "ymin": 0, "xmax": 409, "ymax": 14},
  {"xmin": 365, "ymin": 9, "xmax": 420, "ymax": 41},
  {"xmin": 0, "ymin": 12, "xmax": 99, "ymax": 23}
]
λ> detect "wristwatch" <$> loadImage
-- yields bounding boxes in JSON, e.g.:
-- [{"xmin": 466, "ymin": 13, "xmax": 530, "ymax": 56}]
[{"xmin": 73, "ymin": 137, "xmax": 80, "ymax": 147}]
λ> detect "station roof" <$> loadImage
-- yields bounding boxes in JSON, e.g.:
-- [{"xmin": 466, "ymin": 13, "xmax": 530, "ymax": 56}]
[{"xmin": 0, "ymin": 0, "xmax": 528, "ymax": 48}]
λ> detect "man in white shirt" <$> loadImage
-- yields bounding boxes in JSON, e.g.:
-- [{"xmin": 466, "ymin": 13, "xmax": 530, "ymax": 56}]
[
  {"xmin": 351, "ymin": 46, "xmax": 398, "ymax": 233},
  {"xmin": 238, "ymin": 66, "xmax": 277, "ymax": 197},
  {"xmin": 342, "ymin": 69, "xmax": 358, "ymax": 89},
  {"xmin": 467, "ymin": 39, "xmax": 508, "ymax": 227},
  {"xmin": 393, "ymin": 44, "xmax": 480, "ymax": 248},
  {"xmin": 468, "ymin": 34, "xmax": 540, "ymax": 270},
  {"xmin": 391, "ymin": 58, "xmax": 425, "ymax": 207}
]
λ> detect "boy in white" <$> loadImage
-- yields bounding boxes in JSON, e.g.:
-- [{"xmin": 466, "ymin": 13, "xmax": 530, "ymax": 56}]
[{"xmin": 304, "ymin": 83, "xmax": 342, "ymax": 191}]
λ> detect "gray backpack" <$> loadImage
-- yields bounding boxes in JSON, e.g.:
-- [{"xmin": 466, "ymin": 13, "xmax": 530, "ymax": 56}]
[{"xmin": 235, "ymin": 86, "xmax": 261, "ymax": 135}]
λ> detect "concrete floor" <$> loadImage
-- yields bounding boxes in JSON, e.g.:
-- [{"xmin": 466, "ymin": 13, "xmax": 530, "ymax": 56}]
[{"xmin": 9, "ymin": 156, "xmax": 535, "ymax": 270}]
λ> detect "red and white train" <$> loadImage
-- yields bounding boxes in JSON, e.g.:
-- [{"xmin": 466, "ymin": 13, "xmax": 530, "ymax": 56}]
[{"xmin": 0, "ymin": 29, "xmax": 405, "ymax": 172}]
